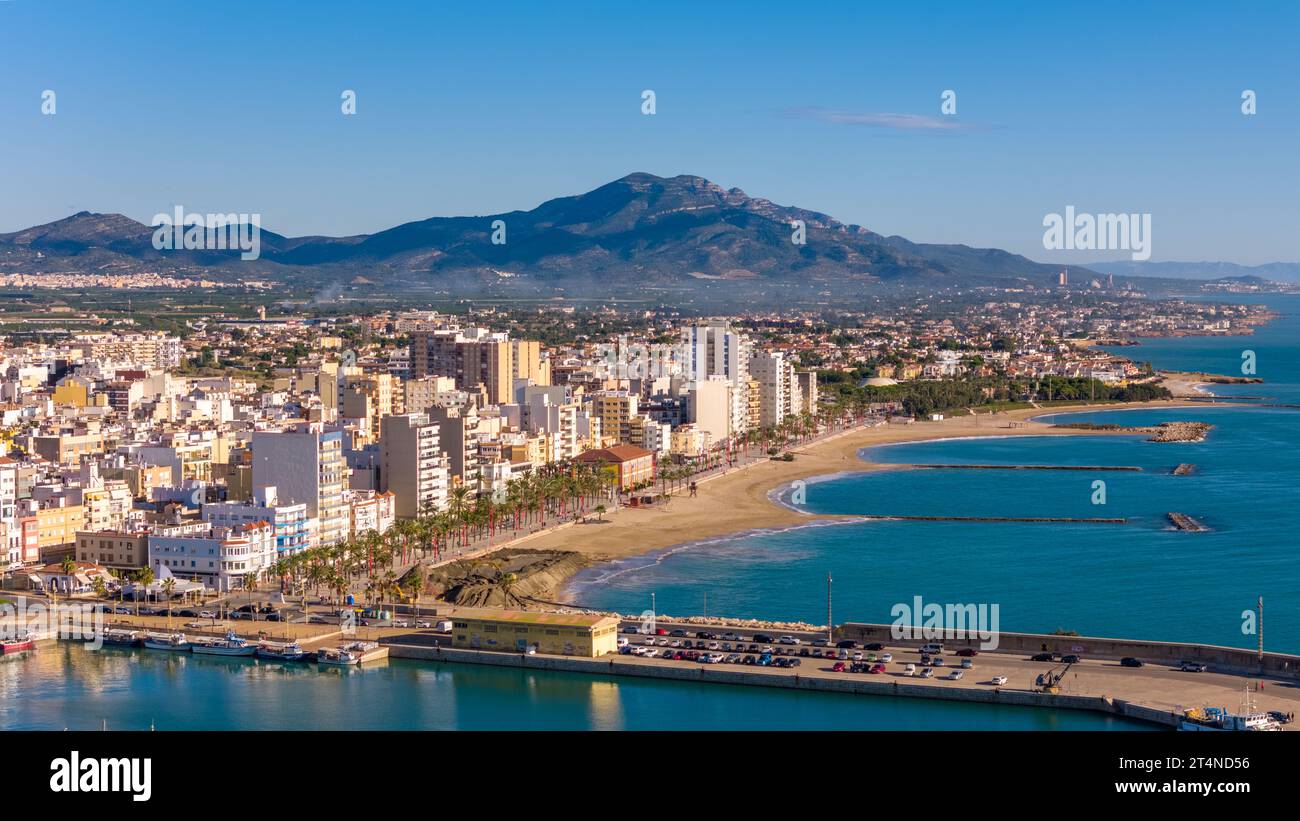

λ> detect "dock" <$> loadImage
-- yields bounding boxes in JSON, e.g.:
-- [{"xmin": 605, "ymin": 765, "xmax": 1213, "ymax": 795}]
[
  {"xmin": 861, "ymin": 515, "xmax": 1126, "ymax": 524},
  {"xmin": 908, "ymin": 464, "xmax": 1141, "ymax": 472},
  {"xmin": 1171, "ymin": 463, "xmax": 1196, "ymax": 476},
  {"xmin": 1167, "ymin": 512, "xmax": 1208, "ymax": 532}
]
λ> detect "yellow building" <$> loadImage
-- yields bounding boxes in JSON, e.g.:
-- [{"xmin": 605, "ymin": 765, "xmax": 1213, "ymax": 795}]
[
  {"xmin": 35, "ymin": 504, "xmax": 86, "ymax": 552},
  {"xmin": 450, "ymin": 610, "xmax": 621, "ymax": 657}
]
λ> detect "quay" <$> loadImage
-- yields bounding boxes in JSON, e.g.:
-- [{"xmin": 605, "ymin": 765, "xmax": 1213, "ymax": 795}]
[
  {"xmin": 1167, "ymin": 512, "xmax": 1209, "ymax": 531},
  {"xmin": 383, "ymin": 617, "xmax": 1300, "ymax": 731},
  {"xmin": 908, "ymin": 463, "xmax": 1142, "ymax": 472}
]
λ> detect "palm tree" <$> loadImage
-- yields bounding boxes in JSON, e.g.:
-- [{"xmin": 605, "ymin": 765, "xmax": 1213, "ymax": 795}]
[
  {"xmin": 499, "ymin": 571, "xmax": 518, "ymax": 607},
  {"xmin": 243, "ymin": 571, "xmax": 258, "ymax": 616},
  {"xmin": 135, "ymin": 567, "xmax": 154, "ymax": 616},
  {"xmin": 59, "ymin": 555, "xmax": 76, "ymax": 600},
  {"xmin": 162, "ymin": 577, "xmax": 177, "ymax": 628},
  {"xmin": 594, "ymin": 504, "xmax": 606, "ymax": 522}
]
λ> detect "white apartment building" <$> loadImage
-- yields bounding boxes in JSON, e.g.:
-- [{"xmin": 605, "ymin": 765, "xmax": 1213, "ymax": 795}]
[
  {"xmin": 681, "ymin": 325, "xmax": 751, "ymax": 434},
  {"xmin": 202, "ymin": 485, "xmax": 314, "ymax": 556},
  {"xmin": 251, "ymin": 423, "xmax": 349, "ymax": 546},
  {"xmin": 379, "ymin": 413, "xmax": 449, "ymax": 518},
  {"xmin": 148, "ymin": 520, "xmax": 275, "ymax": 591}
]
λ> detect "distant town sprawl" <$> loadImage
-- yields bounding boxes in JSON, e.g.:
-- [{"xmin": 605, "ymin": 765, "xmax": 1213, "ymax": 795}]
[{"xmin": 0, "ymin": 292, "xmax": 1271, "ymax": 594}]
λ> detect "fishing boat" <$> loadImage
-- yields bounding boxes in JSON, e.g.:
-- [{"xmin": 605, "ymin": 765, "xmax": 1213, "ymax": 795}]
[
  {"xmin": 257, "ymin": 640, "xmax": 307, "ymax": 661},
  {"xmin": 191, "ymin": 629, "xmax": 255, "ymax": 656},
  {"xmin": 1179, "ymin": 687, "xmax": 1283, "ymax": 731},
  {"xmin": 101, "ymin": 628, "xmax": 141, "ymax": 647},
  {"xmin": 0, "ymin": 631, "xmax": 36, "ymax": 655},
  {"xmin": 142, "ymin": 632, "xmax": 189, "ymax": 651}
]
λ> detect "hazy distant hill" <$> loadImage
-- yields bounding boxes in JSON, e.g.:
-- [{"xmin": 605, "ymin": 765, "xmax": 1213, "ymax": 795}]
[
  {"xmin": 0, "ymin": 172, "xmax": 1080, "ymax": 297},
  {"xmin": 1092, "ymin": 260, "xmax": 1300, "ymax": 284}
]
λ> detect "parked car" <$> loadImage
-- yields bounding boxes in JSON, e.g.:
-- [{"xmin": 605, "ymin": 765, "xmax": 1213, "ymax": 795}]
[
  {"xmin": 990, "ymin": 675, "xmax": 1009, "ymax": 686},
  {"xmin": 1061, "ymin": 654, "xmax": 1082, "ymax": 664},
  {"xmin": 920, "ymin": 667, "xmax": 934, "ymax": 678},
  {"xmin": 669, "ymin": 629, "xmax": 687, "ymax": 637},
  {"xmin": 617, "ymin": 637, "xmax": 629, "ymax": 648},
  {"xmin": 1120, "ymin": 657, "xmax": 1144, "ymax": 668},
  {"xmin": 852, "ymin": 651, "xmax": 864, "ymax": 662},
  {"xmin": 960, "ymin": 658, "xmax": 973, "ymax": 669},
  {"xmin": 879, "ymin": 653, "xmax": 893, "ymax": 663},
  {"xmin": 903, "ymin": 663, "xmax": 917, "ymax": 676},
  {"xmin": 1030, "ymin": 652, "xmax": 1055, "ymax": 662},
  {"xmin": 932, "ymin": 656, "xmax": 945, "ymax": 667},
  {"xmin": 870, "ymin": 663, "xmax": 887, "ymax": 674},
  {"xmin": 1179, "ymin": 661, "xmax": 1208, "ymax": 673},
  {"xmin": 955, "ymin": 648, "xmax": 979, "ymax": 657},
  {"xmin": 948, "ymin": 670, "xmax": 964, "ymax": 681},
  {"xmin": 836, "ymin": 639, "xmax": 858, "ymax": 649},
  {"xmin": 865, "ymin": 643, "xmax": 885, "ymax": 651},
  {"xmin": 778, "ymin": 635, "xmax": 800, "ymax": 645},
  {"xmin": 832, "ymin": 661, "xmax": 846, "ymax": 672}
]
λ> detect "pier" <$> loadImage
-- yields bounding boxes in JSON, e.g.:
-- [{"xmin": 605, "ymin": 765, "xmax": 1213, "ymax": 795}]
[
  {"xmin": 908, "ymin": 463, "xmax": 1142, "ymax": 472},
  {"xmin": 1167, "ymin": 512, "xmax": 1209, "ymax": 532},
  {"xmin": 1171, "ymin": 463, "xmax": 1196, "ymax": 476},
  {"xmin": 860, "ymin": 514, "xmax": 1126, "ymax": 524}
]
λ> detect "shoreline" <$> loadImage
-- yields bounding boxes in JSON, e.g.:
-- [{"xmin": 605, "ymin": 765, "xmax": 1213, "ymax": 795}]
[{"xmin": 499, "ymin": 399, "xmax": 1245, "ymax": 605}]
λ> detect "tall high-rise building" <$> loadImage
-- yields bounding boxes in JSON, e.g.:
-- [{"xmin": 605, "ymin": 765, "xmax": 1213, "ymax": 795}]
[
  {"xmin": 511, "ymin": 339, "xmax": 550, "ymax": 386},
  {"xmin": 251, "ymin": 423, "xmax": 349, "ymax": 546},
  {"xmin": 411, "ymin": 328, "xmax": 514, "ymax": 404},
  {"xmin": 379, "ymin": 413, "xmax": 449, "ymax": 518},
  {"xmin": 749, "ymin": 351, "xmax": 800, "ymax": 428},
  {"xmin": 681, "ymin": 324, "xmax": 752, "ymax": 435}
]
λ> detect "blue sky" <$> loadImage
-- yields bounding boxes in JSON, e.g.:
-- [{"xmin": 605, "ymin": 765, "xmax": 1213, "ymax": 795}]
[{"xmin": 1, "ymin": 0, "xmax": 1296, "ymax": 264}]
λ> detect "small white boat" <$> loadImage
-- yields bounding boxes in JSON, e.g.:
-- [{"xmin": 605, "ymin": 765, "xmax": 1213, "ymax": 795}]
[
  {"xmin": 1179, "ymin": 687, "xmax": 1284, "ymax": 732},
  {"xmin": 316, "ymin": 646, "xmax": 363, "ymax": 665},
  {"xmin": 143, "ymin": 632, "xmax": 189, "ymax": 651},
  {"xmin": 191, "ymin": 630, "xmax": 255, "ymax": 656},
  {"xmin": 257, "ymin": 641, "xmax": 307, "ymax": 661}
]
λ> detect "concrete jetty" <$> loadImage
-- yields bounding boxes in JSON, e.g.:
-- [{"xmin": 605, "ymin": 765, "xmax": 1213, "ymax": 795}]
[
  {"xmin": 1167, "ymin": 512, "xmax": 1208, "ymax": 532},
  {"xmin": 860, "ymin": 515, "xmax": 1126, "ymax": 524},
  {"xmin": 909, "ymin": 464, "xmax": 1142, "ymax": 472}
]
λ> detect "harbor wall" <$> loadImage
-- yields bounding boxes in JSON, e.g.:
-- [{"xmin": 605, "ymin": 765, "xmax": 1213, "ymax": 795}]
[
  {"xmin": 836, "ymin": 622, "xmax": 1299, "ymax": 679},
  {"xmin": 384, "ymin": 642, "xmax": 1177, "ymax": 728}
]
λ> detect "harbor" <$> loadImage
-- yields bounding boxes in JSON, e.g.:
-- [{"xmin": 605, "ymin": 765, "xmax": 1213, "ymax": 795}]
[{"xmin": 19, "ymin": 608, "xmax": 1297, "ymax": 732}]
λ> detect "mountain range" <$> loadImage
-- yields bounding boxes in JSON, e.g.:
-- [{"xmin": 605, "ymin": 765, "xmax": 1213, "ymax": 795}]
[{"xmin": 0, "ymin": 172, "xmax": 1121, "ymax": 299}]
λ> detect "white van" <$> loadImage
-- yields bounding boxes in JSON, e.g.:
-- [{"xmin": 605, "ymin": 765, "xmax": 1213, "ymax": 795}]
[
  {"xmin": 919, "ymin": 642, "xmax": 944, "ymax": 655},
  {"xmin": 433, "ymin": 619, "xmax": 454, "ymax": 634}
]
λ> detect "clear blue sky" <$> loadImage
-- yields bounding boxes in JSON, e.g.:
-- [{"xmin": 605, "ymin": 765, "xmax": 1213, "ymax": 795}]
[{"xmin": 1, "ymin": 0, "xmax": 1296, "ymax": 264}]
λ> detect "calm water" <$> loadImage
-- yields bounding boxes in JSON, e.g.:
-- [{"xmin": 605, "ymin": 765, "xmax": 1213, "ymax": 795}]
[
  {"xmin": 568, "ymin": 295, "xmax": 1300, "ymax": 653},
  {"xmin": 0, "ymin": 643, "xmax": 1144, "ymax": 730}
]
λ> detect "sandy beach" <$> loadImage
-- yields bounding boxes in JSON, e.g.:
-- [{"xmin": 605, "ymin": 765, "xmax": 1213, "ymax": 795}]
[{"xmin": 512, "ymin": 400, "xmax": 1232, "ymax": 585}]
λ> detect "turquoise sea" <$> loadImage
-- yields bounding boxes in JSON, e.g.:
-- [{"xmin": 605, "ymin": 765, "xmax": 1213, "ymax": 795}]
[
  {"xmin": 567, "ymin": 294, "xmax": 1300, "ymax": 654},
  {"xmin": 7, "ymin": 294, "xmax": 1293, "ymax": 731}
]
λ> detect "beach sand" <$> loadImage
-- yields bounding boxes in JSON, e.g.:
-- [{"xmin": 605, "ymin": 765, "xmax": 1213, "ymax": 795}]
[{"xmin": 511, "ymin": 400, "xmax": 1225, "ymax": 579}]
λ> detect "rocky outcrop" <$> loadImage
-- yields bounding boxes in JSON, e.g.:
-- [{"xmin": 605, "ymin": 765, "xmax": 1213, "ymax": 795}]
[{"xmin": 411, "ymin": 549, "xmax": 590, "ymax": 608}]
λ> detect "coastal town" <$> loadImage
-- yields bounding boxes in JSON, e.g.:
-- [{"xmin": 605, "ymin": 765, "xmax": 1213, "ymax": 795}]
[{"xmin": 0, "ymin": 290, "xmax": 1267, "ymax": 594}]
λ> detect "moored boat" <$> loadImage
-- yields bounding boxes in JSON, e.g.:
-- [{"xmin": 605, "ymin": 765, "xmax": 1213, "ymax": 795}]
[
  {"xmin": 257, "ymin": 641, "xmax": 307, "ymax": 661},
  {"xmin": 1, "ymin": 631, "xmax": 36, "ymax": 655},
  {"xmin": 143, "ymin": 632, "xmax": 189, "ymax": 651},
  {"xmin": 191, "ymin": 629, "xmax": 255, "ymax": 656},
  {"xmin": 1179, "ymin": 687, "xmax": 1283, "ymax": 731},
  {"xmin": 316, "ymin": 646, "xmax": 363, "ymax": 665},
  {"xmin": 101, "ymin": 628, "xmax": 141, "ymax": 647}
]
